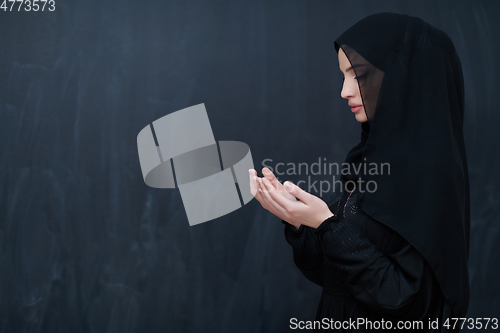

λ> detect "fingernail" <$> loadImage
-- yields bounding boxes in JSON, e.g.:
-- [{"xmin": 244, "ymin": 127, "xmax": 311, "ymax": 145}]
[{"xmin": 284, "ymin": 182, "xmax": 292, "ymax": 191}]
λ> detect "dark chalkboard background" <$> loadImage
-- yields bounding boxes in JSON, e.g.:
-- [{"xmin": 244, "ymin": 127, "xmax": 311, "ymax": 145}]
[{"xmin": 0, "ymin": 0, "xmax": 498, "ymax": 332}]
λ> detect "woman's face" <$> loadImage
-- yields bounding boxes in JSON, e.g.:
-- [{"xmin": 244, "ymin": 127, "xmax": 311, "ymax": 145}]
[{"xmin": 338, "ymin": 48, "xmax": 368, "ymax": 123}]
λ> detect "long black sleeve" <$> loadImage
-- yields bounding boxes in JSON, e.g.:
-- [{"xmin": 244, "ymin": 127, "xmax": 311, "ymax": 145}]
[
  {"xmin": 283, "ymin": 221, "xmax": 324, "ymax": 287},
  {"xmin": 314, "ymin": 215, "xmax": 427, "ymax": 318},
  {"xmin": 281, "ymin": 194, "xmax": 342, "ymax": 287},
  {"xmin": 283, "ymin": 190, "xmax": 438, "ymax": 321}
]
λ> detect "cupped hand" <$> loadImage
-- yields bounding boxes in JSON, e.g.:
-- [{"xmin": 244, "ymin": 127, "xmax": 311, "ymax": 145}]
[{"xmin": 249, "ymin": 167, "xmax": 334, "ymax": 229}]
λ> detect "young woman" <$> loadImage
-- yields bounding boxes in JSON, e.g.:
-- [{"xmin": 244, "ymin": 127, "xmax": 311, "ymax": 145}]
[{"xmin": 249, "ymin": 12, "xmax": 470, "ymax": 332}]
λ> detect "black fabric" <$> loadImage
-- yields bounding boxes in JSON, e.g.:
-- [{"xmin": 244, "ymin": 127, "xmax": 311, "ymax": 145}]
[
  {"xmin": 332, "ymin": 12, "xmax": 470, "ymax": 318},
  {"xmin": 283, "ymin": 190, "xmax": 455, "ymax": 332},
  {"xmin": 340, "ymin": 121, "xmax": 369, "ymax": 187}
]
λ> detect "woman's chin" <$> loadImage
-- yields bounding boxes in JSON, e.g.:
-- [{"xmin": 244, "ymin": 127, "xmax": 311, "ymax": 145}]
[{"xmin": 354, "ymin": 112, "xmax": 368, "ymax": 123}]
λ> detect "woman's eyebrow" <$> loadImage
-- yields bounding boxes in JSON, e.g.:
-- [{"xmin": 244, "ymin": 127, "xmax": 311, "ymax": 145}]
[{"xmin": 340, "ymin": 64, "xmax": 365, "ymax": 73}]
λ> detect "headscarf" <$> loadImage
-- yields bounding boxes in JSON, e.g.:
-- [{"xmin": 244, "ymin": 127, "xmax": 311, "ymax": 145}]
[{"xmin": 335, "ymin": 12, "xmax": 470, "ymax": 317}]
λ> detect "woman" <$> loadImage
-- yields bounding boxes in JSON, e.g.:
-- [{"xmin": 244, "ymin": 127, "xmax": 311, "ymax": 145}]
[{"xmin": 249, "ymin": 12, "xmax": 470, "ymax": 332}]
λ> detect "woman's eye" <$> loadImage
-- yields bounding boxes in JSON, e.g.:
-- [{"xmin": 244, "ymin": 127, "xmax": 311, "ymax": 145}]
[{"xmin": 354, "ymin": 74, "xmax": 367, "ymax": 81}]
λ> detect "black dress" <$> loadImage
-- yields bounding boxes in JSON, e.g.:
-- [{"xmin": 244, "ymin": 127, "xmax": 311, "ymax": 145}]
[{"xmin": 283, "ymin": 189, "xmax": 456, "ymax": 332}]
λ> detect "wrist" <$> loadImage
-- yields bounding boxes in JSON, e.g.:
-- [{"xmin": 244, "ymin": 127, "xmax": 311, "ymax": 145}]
[
  {"xmin": 282, "ymin": 219, "xmax": 302, "ymax": 230},
  {"xmin": 313, "ymin": 212, "xmax": 334, "ymax": 228}
]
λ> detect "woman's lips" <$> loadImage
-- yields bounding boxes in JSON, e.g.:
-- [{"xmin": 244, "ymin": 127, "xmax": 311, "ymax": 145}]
[{"xmin": 351, "ymin": 106, "xmax": 362, "ymax": 113}]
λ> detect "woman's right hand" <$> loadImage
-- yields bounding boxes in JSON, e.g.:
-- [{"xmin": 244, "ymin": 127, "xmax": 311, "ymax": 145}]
[
  {"xmin": 249, "ymin": 167, "xmax": 301, "ymax": 229},
  {"xmin": 249, "ymin": 167, "xmax": 334, "ymax": 230},
  {"xmin": 249, "ymin": 168, "xmax": 297, "ymax": 201}
]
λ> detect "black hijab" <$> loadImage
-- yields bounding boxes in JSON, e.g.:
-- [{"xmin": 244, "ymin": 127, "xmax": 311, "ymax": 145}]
[{"xmin": 335, "ymin": 13, "xmax": 470, "ymax": 317}]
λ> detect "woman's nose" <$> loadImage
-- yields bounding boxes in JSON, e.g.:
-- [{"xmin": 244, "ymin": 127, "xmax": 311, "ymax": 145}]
[{"xmin": 341, "ymin": 81, "xmax": 356, "ymax": 100}]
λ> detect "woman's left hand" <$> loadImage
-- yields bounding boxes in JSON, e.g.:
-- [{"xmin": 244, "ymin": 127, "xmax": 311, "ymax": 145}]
[{"xmin": 250, "ymin": 168, "xmax": 334, "ymax": 229}]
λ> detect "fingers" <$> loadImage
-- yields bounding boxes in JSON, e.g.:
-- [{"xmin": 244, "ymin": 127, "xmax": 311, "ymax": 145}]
[
  {"xmin": 249, "ymin": 168, "xmax": 301, "ymax": 217},
  {"xmin": 262, "ymin": 167, "xmax": 296, "ymax": 201},
  {"xmin": 249, "ymin": 169, "xmax": 265, "ymax": 204},
  {"xmin": 284, "ymin": 181, "xmax": 313, "ymax": 205},
  {"xmin": 261, "ymin": 177, "xmax": 302, "ymax": 214},
  {"xmin": 249, "ymin": 169, "xmax": 273, "ymax": 210},
  {"xmin": 258, "ymin": 178, "xmax": 288, "ymax": 218},
  {"xmin": 249, "ymin": 169, "xmax": 258, "ymax": 197},
  {"xmin": 262, "ymin": 167, "xmax": 281, "ymax": 190},
  {"xmin": 262, "ymin": 167, "xmax": 276, "ymax": 181}
]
